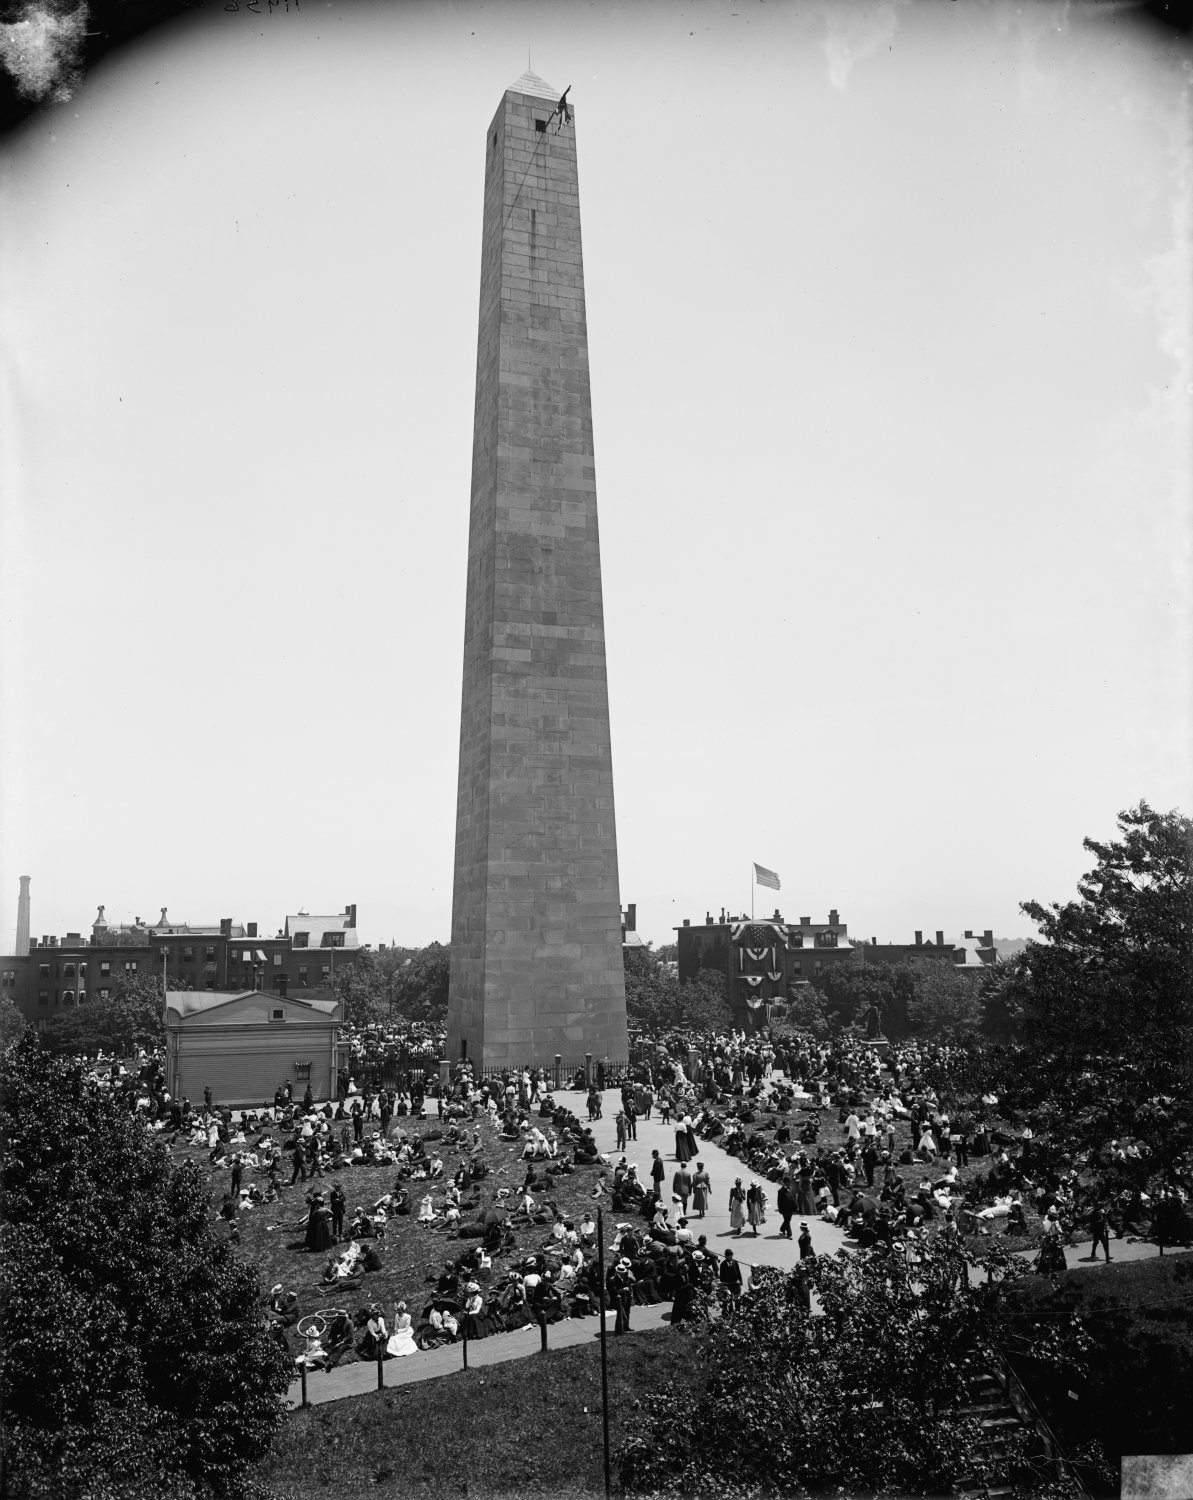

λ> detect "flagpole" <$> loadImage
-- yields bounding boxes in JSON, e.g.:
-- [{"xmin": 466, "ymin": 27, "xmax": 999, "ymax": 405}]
[{"xmin": 751, "ymin": 864, "xmax": 755, "ymax": 922}]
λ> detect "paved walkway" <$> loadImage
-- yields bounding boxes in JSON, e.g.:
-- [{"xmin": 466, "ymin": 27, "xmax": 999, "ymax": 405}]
[
  {"xmin": 285, "ymin": 1081, "xmax": 1182, "ymax": 1410},
  {"xmin": 288, "ymin": 1303, "xmax": 672, "ymax": 1408}
]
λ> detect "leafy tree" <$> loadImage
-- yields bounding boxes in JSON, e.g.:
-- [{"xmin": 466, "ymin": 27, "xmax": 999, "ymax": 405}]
[
  {"xmin": 1, "ymin": 1036, "xmax": 292, "ymax": 1499},
  {"xmin": 677, "ymin": 968, "xmax": 733, "ymax": 1032},
  {"xmin": 779, "ymin": 983, "xmax": 832, "ymax": 1038},
  {"xmin": 327, "ymin": 949, "xmax": 390, "ymax": 1028},
  {"xmin": 1018, "ymin": 801, "xmax": 1191, "ymax": 1069},
  {"xmin": 38, "ymin": 972, "xmax": 180, "ymax": 1057},
  {"xmin": 822, "ymin": 962, "xmax": 915, "ymax": 1036},
  {"xmin": 624, "ymin": 947, "xmax": 732, "ymax": 1034},
  {"xmin": 905, "ymin": 958, "xmax": 984, "ymax": 1039},
  {"xmin": 0, "ymin": 991, "xmax": 27, "ymax": 1050},
  {"xmin": 620, "ymin": 1239, "xmax": 1096, "ymax": 1498},
  {"xmin": 1011, "ymin": 801, "xmax": 1193, "ymax": 1173},
  {"xmin": 390, "ymin": 941, "xmax": 451, "ymax": 1022}
]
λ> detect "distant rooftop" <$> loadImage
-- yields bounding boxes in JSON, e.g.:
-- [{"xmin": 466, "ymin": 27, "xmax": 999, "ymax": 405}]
[{"xmin": 284, "ymin": 913, "xmax": 361, "ymax": 950}]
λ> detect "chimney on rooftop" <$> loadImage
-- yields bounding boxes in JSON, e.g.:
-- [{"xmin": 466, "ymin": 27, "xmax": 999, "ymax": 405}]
[
  {"xmin": 936, "ymin": 930, "xmax": 945, "ymax": 947},
  {"xmin": 626, "ymin": 903, "xmax": 636, "ymax": 931},
  {"xmin": 345, "ymin": 903, "xmax": 357, "ymax": 928},
  {"xmin": 828, "ymin": 909, "xmax": 839, "ymax": 927},
  {"xmin": 914, "ymin": 930, "xmax": 923, "ymax": 947},
  {"xmin": 159, "ymin": 907, "xmax": 168, "ymax": 927},
  {"xmin": 964, "ymin": 930, "xmax": 974, "ymax": 940},
  {"xmin": 247, "ymin": 922, "xmax": 257, "ymax": 938},
  {"xmin": 983, "ymin": 929, "xmax": 994, "ymax": 948},
  {"xmin": 15, "ymin": 876, "xmax": 31, "ymax": 957},
  {"xmin": 220, "ymin": 917, "xmax": 232, "ymax": 937},
  {"xmin": 800, "ymin": 916, "xmax": 810, "ymax": 926}
]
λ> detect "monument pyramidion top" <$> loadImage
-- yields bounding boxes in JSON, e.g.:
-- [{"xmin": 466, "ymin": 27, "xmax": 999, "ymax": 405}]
[{"xmin": 507, "ymin": 68, "xmax": 560, "ymax": 101}]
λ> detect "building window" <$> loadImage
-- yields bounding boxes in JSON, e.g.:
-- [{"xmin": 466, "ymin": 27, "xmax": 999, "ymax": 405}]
[
  {"xmin": 816, "ymin": 931, "xmax": 838, "ymax": 948},
  {"xmin": 791, "ymin": 960, "xmax": 802, "ymax": 974},
  {"xmin": 535, "ymin": 118, "xmax": 546, "ymax": 132},
  {"xmin": 77, "ymin": 991, "xmax": 86, "ymax": 1004},
  {"xmin": 39, "ymin": 964, "xmax": 49, "ymax": 979},
  {"xmin": 38, "ymin": 990, "xmax": 48, "ymax": 1005},
  {"xmin": 183, "ymin": 946, "xmax": 193, "ymax": 961},
  {"xmin": 270, "ymin": 1008, "xmax": 284, "ymax": 1022},
  {"xmin": 273, "ymin": 954, "xmax": 282, "ymax": 966},
  {"xmin": 297, "ymin": 965, "xmax": 308, "ymax": 985},
  {"xmin": 125, "ymin": 960, "xmax": 138, "ymax": 972},
  {"xmin": 321, "ymin": 965, "xmax": 330, "ymax": 980},
  {"xmin": 62, "ymin": 990, "xmax": 74, "ymax": 1005},
  {"xmin": 293, "ymin": 932, "xmax": 309, "ymax": 949},
  {"xmin": 99, "ymin": 988, "xmax": 110, "ymax": 1000},
  {"xmin": 321, "ymin": 931, "xmax": 345, "ymax": 948},
  {"xmin": 100, "ymin": 961, "xmax": 111, "ymax": 977},
  {"xmin": 63, "ymin": 962, "xmax": 76, "ymax": 978},
  {"xmin": 205, "ymin": 945, "xmax": 215, "ymax": 961},
  {"xmin": 813, "ymin": 961, "xmax": 823, "ymax": 977}
]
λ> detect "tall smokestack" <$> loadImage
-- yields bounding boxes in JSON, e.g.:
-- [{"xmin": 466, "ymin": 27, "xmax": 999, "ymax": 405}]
[{"xmin": 15, "ymin": 876, "xmax": 31, "ymax": 957}]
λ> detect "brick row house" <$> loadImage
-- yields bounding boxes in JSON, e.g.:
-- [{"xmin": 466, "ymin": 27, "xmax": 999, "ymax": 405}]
[{"xmin": 1, "ymin": 901, "xmax": 362, "ymax": 1027}]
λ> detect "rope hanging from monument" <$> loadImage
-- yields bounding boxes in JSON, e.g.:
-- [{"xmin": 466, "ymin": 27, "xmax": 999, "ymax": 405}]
[{"xmin": 502, "ymin": 86, "xmax": 574, "ymax": 231}]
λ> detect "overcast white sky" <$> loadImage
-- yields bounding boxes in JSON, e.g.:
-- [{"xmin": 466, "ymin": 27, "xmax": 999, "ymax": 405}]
[{"xmin": 2, "ymin": 0, "xmax": 1190, "ymax": 952}]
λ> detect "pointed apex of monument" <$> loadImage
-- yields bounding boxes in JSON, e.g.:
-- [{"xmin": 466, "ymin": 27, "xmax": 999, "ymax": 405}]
[{"xmin": 508, "ymin": 68, "xmax": 559, "ymax": 101}]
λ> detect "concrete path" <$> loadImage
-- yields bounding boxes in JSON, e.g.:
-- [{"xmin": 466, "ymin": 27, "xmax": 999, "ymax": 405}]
[
  {"xmin": 287, "ymin": 1302, "xmax": 672, "ymax": 1409},
  {"xmin": 584, "ymin": 1081, "xmax": 853, "ymax": 1272}
]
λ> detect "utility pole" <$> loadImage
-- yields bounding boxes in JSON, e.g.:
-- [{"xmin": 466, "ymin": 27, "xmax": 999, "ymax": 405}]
[{"xmin": 596, "ymin": 1207, "xmax": 612, "ymax": 1499}]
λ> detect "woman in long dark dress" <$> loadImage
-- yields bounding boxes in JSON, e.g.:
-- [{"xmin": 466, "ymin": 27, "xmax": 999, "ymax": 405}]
[
  {"xmin": 1036, "ymin": 1212, "xmax": 1068, "ymax": 1274},
  {"xmin": 691, "ymin": 1163, "xmax": 711, "ymax": 1218},
  {"xmin": 304, "ymin": 1193, "xmax": 333, "ymax": 1252}
]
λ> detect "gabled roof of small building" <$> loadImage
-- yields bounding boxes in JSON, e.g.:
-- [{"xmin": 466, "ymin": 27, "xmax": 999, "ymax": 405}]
[{"xmin": 165, "ymin": 990, "xmax": 341, "ymax": 1022}]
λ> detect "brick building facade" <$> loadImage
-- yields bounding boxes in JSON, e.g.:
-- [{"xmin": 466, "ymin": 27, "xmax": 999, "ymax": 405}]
[
  {"xmin": 676, "ymin": 909, "xmax": 998, "ymax": 1031},
  {"xmin": 1, "ymin": 901, "xmax": 362, "ymax": 1027}
]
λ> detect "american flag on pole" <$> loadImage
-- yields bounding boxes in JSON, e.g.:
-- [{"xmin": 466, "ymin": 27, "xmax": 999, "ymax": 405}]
[{"xmin": 754, "ymin": 863, "xmax": 781, "ymax": 891}]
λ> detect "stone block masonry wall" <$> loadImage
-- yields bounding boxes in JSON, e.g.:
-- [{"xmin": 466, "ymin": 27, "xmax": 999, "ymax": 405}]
[{"xmin": 448, "ymin": 78, "xmax": 628, "ymax": 1070}]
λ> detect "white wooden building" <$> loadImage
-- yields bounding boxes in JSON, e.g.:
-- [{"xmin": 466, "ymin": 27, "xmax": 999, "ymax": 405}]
[{"xmin": 163, "ymin": 989, "xmax": 345, "ymax": 1107}]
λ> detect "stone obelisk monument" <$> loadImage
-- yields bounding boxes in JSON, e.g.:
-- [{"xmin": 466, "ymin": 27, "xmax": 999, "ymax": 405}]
[{"xmin": 447, "ymin": 71, "xmax": 628, "ymax": 1072}]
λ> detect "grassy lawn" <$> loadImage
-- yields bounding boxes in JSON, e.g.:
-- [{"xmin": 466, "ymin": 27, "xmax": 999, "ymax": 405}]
[
  {"xmin": 1003, "ymin": 1252, "xmax": 1193, "ymax": 1472},
  {"xmin": 259, "ymin": 1325, "xmax": 703, "ymax": 1498},
  {"xmin": 167, "ymin": 1091, "xmax": 622, "ymax": 1357}
]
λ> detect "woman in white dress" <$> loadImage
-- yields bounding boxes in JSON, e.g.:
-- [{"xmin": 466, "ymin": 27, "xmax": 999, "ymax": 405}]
[{"xmin": 387, "ymin": 1301, "xmax": 418, "ymax": 1357}]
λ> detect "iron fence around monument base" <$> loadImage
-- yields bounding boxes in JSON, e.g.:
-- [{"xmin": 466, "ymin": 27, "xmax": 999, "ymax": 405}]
[
  {"xmin": 350, "ymin": 1055, "xmax": 632, "ymax": 1095},
  {"xmin": 471, "ymin": 1057, "xmax": 629, "ymax": 1092},
  {"xmin": 350, "ymin": 1059, "xmax": 437, "ymax": 1095}
]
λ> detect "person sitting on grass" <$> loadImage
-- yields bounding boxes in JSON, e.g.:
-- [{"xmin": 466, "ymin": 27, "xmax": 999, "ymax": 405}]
[
  {"xmin": 358, "ymin": 1305, "xmax": 388, "ymax": 1361},
  {"xmin": 324, "ymin": 1309, "xmax": 355, "ymax": 1368}
]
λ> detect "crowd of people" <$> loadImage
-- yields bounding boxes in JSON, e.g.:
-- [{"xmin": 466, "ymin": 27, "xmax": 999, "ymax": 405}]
[{"xmin": 59, "ymin": 1018, "xmax": 1192, "ymax": 1381}]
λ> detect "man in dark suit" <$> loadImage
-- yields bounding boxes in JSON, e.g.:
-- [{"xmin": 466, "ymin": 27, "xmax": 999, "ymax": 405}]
[{"xmin": 777, "ymin": 1179, "xmax": 797, "ymax": 1239}]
